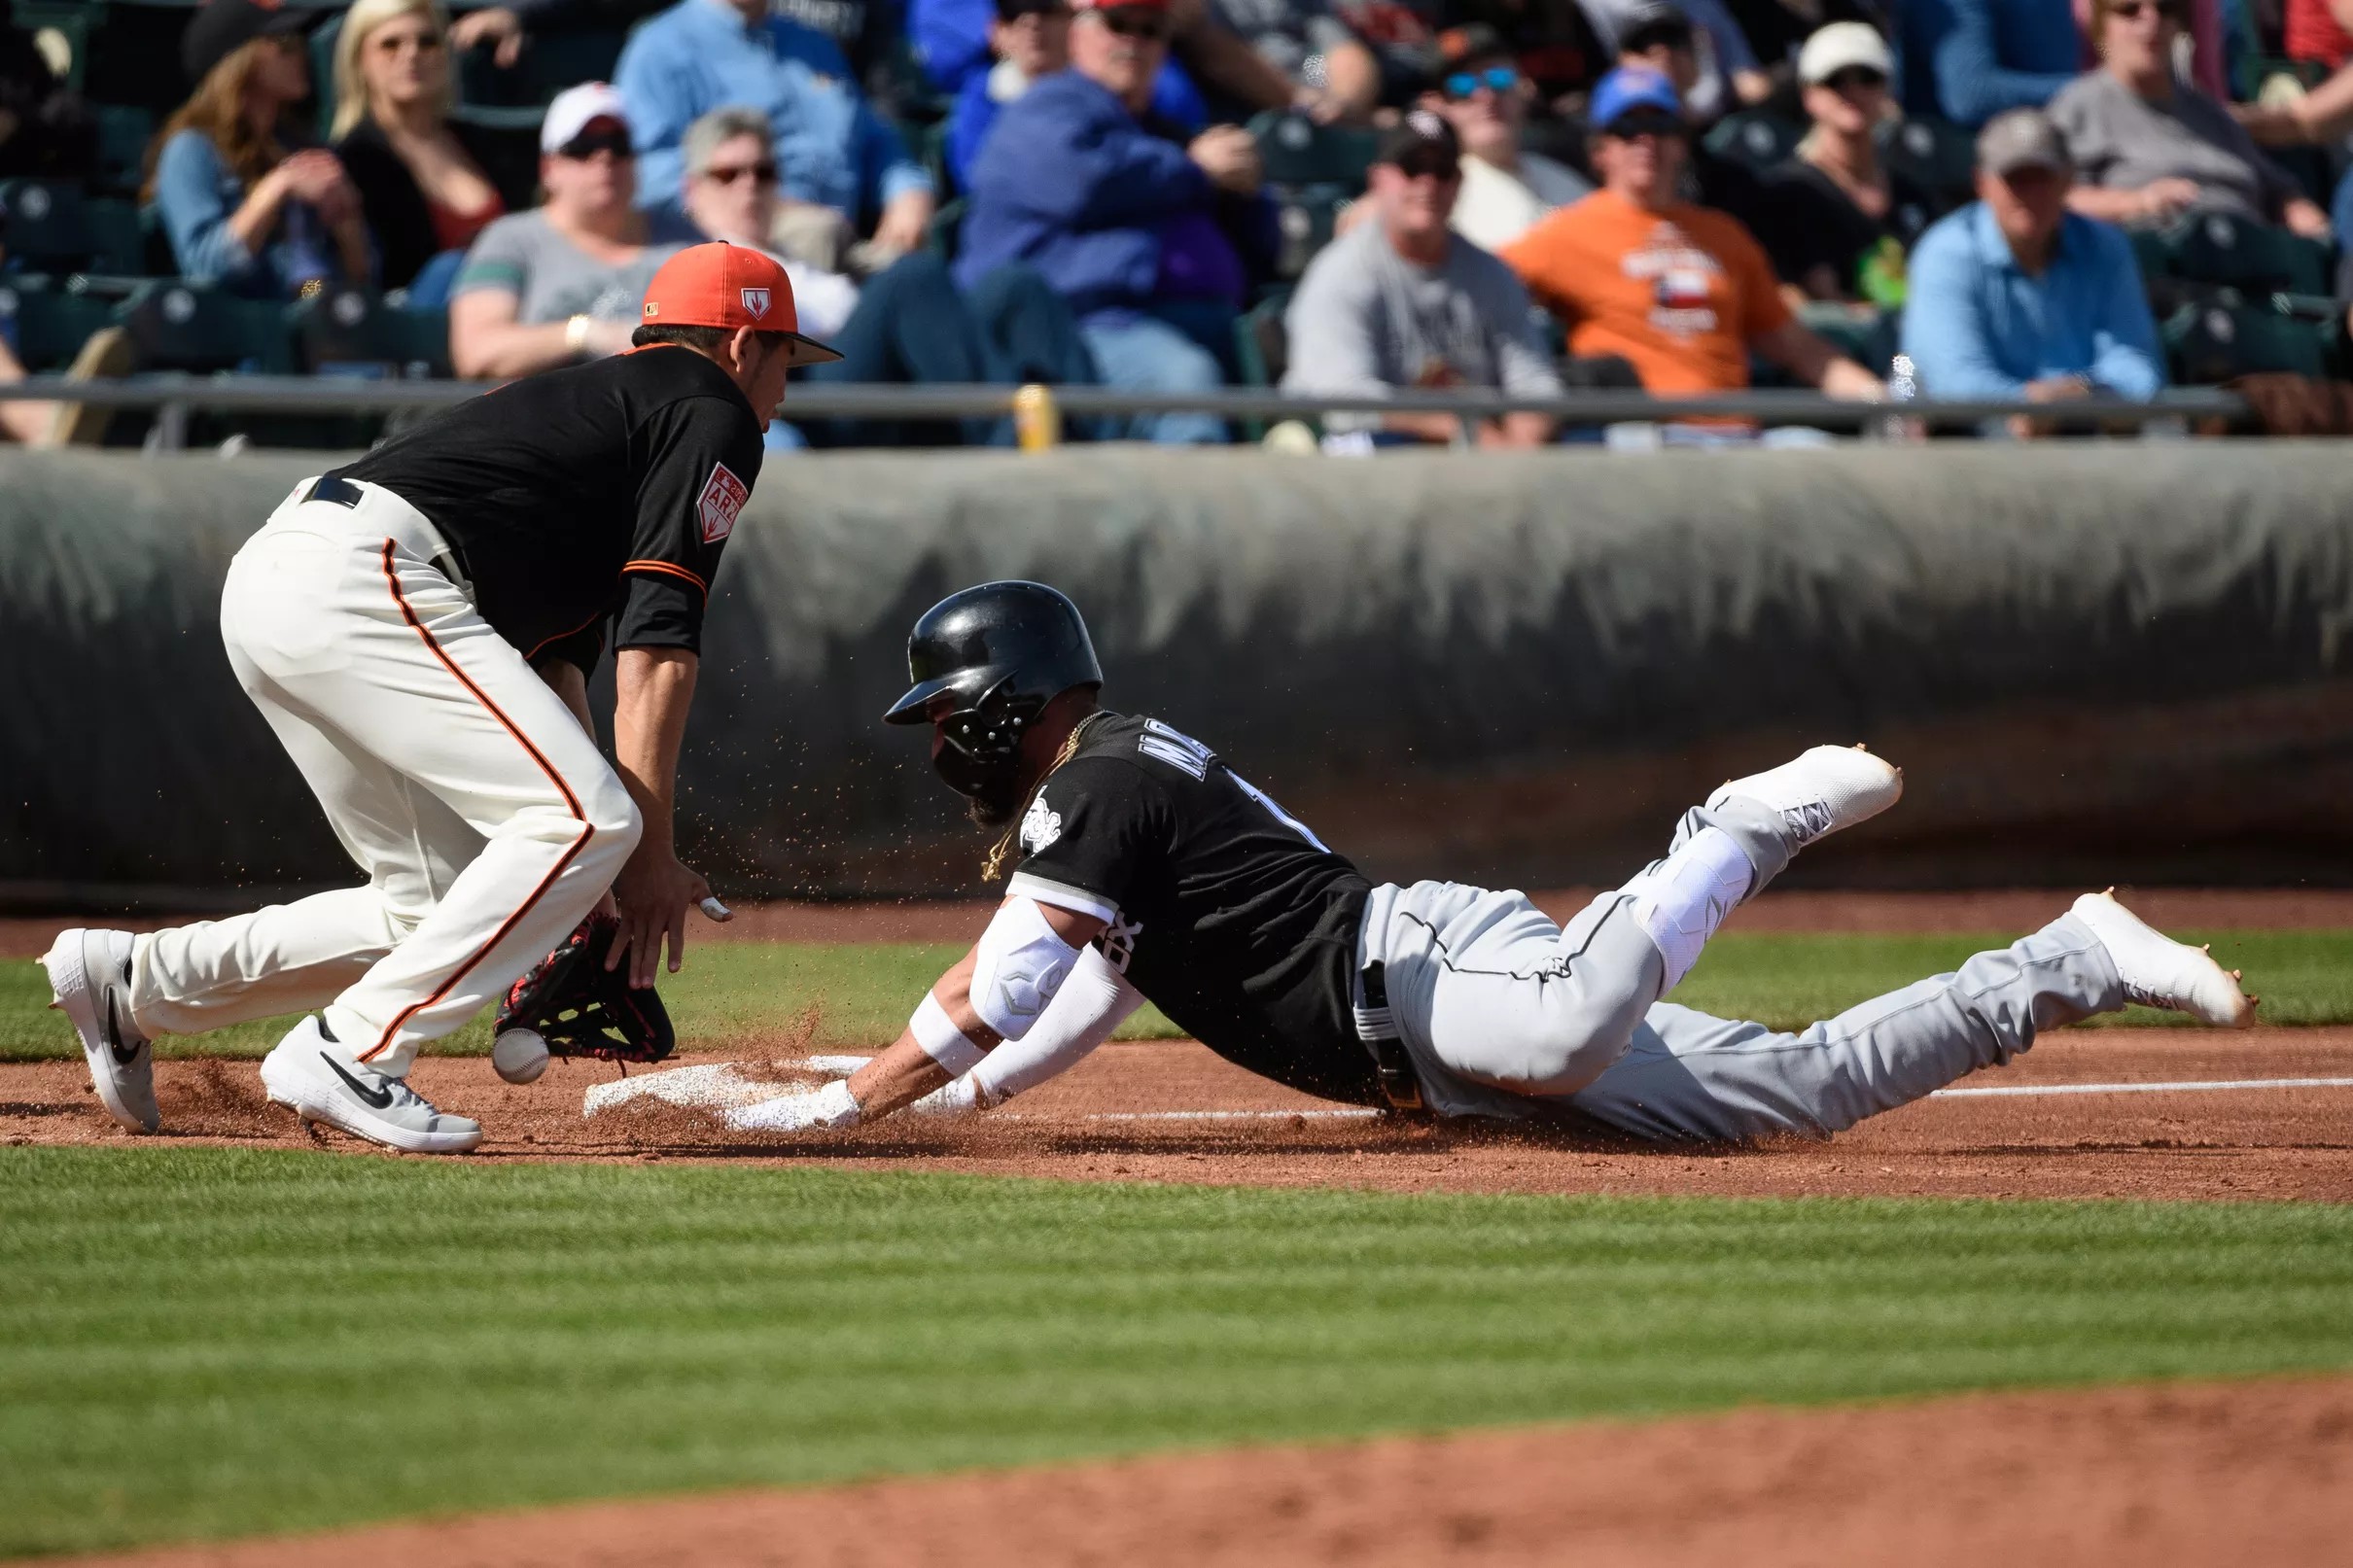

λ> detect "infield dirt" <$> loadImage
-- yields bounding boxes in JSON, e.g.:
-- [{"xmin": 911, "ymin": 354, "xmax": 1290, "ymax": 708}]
[
  {"xmin": 60, "ymin": 1376, "xmax": 2353, "ymax": 1568},
  {"xmin": 6, "ymin": 1027, "xmax": 2349, "ymax": 1202}
]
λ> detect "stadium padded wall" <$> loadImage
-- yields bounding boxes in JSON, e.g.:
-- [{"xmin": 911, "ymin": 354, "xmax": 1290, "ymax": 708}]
[{"xmin": 5, "ymin": 443, "xmax": 2353, "ymax": 906}]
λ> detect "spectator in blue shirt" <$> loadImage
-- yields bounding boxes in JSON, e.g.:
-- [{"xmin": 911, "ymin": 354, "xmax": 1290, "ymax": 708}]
[
  {"xmin": 1895, "ymin": 0, "xmax": 2083, "ymax": 125},
  {"xmin": 615, "ymin": 0, "xmax": 935, "ymax": 257},
  {"xmin": 957, "ymin": 0, "xmax": 1276, "ymax": 442},
  {"xmin": 947, "ymin": 0, "xmax": 1206, "ymax": 190},
  {"xmin": 1901, "ymin": 108, "xmax": 2164, "ymax": 430},
  {"xmin": 146, "ymin": 0, "xmax": 373, "ymax": 298}
]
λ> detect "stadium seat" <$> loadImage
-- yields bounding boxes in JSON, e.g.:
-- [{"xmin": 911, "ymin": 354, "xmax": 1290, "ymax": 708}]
[
  {"xmin": 924, "ymin": 195, "xmax": 964, "ymax": 262},
  {"xmin": 1272, "ymin": 185, "xmax": 1348, "ymax": 280},
  {"xmin": 1877, "ymin": 116, "xmax": 1976, "ymax": 209},
  {"xmin": 457, "ymin": 25, "xmax": 629, "ymax": 109},
  {"xmin": 1703, "ymin": 109, "xmax": 1802, "ymax": 173},
  {"xmin": 2132, "ymin": 211, "xmax": 2332, "ymax": 297},
  {"xmin": 1232, "ymin": 288, "xmax": 1290, "ymax": 389},
  {"xmin": 117, "ymin": 280, "xmax": 296, "ymax": 373},
  {"xmin": 11, "ymin": 0, "xmax": 94, "ymax": 91},
  {"xmin": 0, "ymin": 274, "xmax": 117, "ymax": 371},
  {"xmin": 91, "ymin": 103, "xmax": 153, "ymax": 198},
  {"xmin": 292, "ymin": 286, "xmax": 452, "ymax": 378},
  {"xmin": 0, "ymin": 178, "xmax": 96, "ymax": 270},
  {"xmin": 449, "ymin": 104, "xmax": 547, "ymax": 212},
  {"xmin": 1249, "ymin": 111, "xmax": 1378, "ymax": 190},
  {"xmin": 1796, "ymin": 301, "xmax": 1898, "ymax": 376},
  {"xmin": 2163, "ymin": 300, "xmax": 2336, "ymax": 382}
]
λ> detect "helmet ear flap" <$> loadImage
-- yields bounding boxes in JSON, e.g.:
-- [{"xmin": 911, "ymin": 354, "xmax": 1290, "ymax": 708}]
[{"xmin": 938, "ymin": 674, "xmax": 1035, "ymax": 766}]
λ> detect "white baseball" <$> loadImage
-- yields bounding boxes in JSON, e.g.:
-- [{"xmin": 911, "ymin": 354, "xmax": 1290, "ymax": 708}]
[{"xmin": 492, "ymin": 1028, "xmax": 551, "ymax": 1085}]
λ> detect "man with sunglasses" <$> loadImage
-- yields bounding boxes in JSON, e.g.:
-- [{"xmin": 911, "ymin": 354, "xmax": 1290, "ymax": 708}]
[
  {"xmin": 945, "ymin": 0, "xmax": 1209, "ymax": 189},
  {"xmin": 1283, "ymin": 111, "xmax": 1561, "ymax": 447},
  {"xmin": 959, "ymin": 0, "xmax": 1277, "ymax": 442},
  {"xmin": 1502, "ymin": 65, "xmax": 1880, "ymax": 409},
  {"xmin": 448, "ymin": 83, "xmax": 703, "ymax": 380},
  {"xmin": 49, "ymin": 242, "xmax": 842, "ymax": 1153},
  {"xmin": 1425, "ymin": 24, "xmax": 1589, "ymax": 253},
  {"xmin": 615, "ymin": 0, "xmax": 936, "ymax": 261}
]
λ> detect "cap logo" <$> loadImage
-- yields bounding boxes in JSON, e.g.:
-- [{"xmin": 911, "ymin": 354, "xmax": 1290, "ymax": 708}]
[
  {"xmin": 643, "ymin": 300, "xmax": 658, "ymax": 317},
  {"xmin": 1407, "ymin": 109, "xmax": 1445, "ymax": 139},
  {"xmin": 740, "ymin": 287, "xmax": 771, "ymax": 320}
]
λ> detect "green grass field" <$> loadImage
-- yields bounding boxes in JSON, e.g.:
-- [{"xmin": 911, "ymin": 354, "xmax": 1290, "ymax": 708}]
[
  {"xmin": 9, "ymin": 928, "xmax": 2351, "ymax": 1062},
  {"xmin": 5, "ymin": 1147, "xmax": 2352, "ymax": 1557}
]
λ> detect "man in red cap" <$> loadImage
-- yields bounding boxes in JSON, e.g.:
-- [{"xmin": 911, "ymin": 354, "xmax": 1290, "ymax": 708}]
[{"xmin": 42, "ymin": 242, "xmax": 836, "ymax": 1155}]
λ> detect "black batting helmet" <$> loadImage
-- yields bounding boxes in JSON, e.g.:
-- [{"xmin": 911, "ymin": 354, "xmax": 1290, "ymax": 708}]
[{"xmin": 882, "ymin": 581, "xmax": 1104, "ymax": 797}]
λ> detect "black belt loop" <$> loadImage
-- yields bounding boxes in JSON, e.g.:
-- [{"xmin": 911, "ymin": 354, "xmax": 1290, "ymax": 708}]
[{"xmin": 1357, "ymin": 959, "xmax": 1423, "ymax": 1111}]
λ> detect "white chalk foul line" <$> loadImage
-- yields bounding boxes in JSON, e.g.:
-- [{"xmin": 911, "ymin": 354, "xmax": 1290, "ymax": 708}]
[{"xmin": 1928, "ymin": 1075, "xmax": 2353, "ymax": 1098}]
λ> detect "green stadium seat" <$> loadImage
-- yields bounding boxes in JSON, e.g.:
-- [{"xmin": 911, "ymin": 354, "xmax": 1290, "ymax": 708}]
[
  {"xmin": 1877, "ymin": 116, "xmax": 1976, "ymax": 208},
  {"xmin": 1232, "ymin": 287, "xmax": 1290, "ymax": 389},
  {"xmin": 82, "ymin": 196, "xmax": 146, "ymax": 273},
  {"xmin": 292, "ymin": 286, "xmax": 451, "ymax": 377},
  {"xmin": 1249, "ymin": 111, "xmax": 1378, "ymax": 190},
  {"xmin": 2134, "ymin": 211, "xmax": 2332, "ymax": 297},
  {"xmin": 1272, "ymin": 185, "xmax": 1349, "ymax": 280},
  {"xmin": 0, "ymin": 177, "xmax": 95, "ymax": 269},
  {"xmin": 1703, "ymin": 109, "xmax": 1802, "ymax": 173},
  {"xmin": 457, "ymin": 25, "xmax": 629, "ymax": 109},
  {"xmin": 117, "ymin": 280, "xmax": 296, "ymax": 373},
  {"xmin": 91, "ymin": 103, "xmax": 153, "ymax": 197},
  {"xmin": 449, "ymin": 105, "xmax": 548, "ymax": 212},
  {"xmin": 0, "ymin": 274, "xmax": 118, "ymax": 370},
  {"xmin": 2163, "ymin": 300, "xmax": 2335, "ymax": 382},
  {"xmin": 1796, "ymin": 301, "xmax": 1898, "ymax": 376}
]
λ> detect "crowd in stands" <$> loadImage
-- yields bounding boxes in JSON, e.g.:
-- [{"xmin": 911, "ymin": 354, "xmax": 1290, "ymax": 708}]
[{"xmin": 6, "ymin": 0, "xmax": 2353, "ymax": 446}]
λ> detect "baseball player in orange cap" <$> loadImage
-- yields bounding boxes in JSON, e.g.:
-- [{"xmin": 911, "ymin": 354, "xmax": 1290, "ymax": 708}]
[{"xmin": 44, "ymin": 242, "xmax": 837, "ymax": 1154}]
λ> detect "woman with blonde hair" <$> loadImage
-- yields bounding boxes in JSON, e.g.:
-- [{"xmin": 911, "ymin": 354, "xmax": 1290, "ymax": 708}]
[
  {"xmin": 145, "ymin": 0, "xmax": 370, "ymax": 297},
  {"xmin": 333, "ymin": 0, "xmax": 509, "ymax": 294}
]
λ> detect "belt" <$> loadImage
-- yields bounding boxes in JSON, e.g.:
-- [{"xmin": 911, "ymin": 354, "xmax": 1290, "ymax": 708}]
[
  {"xmin": 1353, "ymin": 960, "xmax": 1423, "ymax": 1111},
  {"xmin": 304, "ymin": 474, "xmax": 474, "ymax": 598}
]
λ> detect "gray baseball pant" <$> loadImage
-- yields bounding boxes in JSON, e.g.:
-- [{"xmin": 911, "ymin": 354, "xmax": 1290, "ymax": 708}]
[{"xmin": 1356, "ymin": 799, "xmax": 2125, "ymax": 1141}]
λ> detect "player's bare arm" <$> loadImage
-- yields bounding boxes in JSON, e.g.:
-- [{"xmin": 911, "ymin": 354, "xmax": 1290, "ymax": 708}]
[
  {"xmin": 609, "ymin": 646, "xmax": 711, "ymax": 990},
  {"xmin": 847, "ymin": 901, "xmax": 1110, "ymax": 1122}
]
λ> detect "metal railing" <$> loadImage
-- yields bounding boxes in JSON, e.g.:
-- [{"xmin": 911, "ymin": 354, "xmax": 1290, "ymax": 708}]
[{"xmin": 0, "ymin": 374, "xmax": 2250, "ymax": 447}]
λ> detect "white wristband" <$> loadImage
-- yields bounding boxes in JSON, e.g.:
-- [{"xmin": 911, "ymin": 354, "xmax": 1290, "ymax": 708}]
[{"xmin": 911, "ymin": 992, "xmax": 985, "ymax": 1076}]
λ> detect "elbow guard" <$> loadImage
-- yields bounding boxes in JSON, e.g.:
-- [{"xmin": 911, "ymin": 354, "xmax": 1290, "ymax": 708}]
[{"xmin": 969, "ymin": 894, "xmax": 1082, "ymax": 1041}]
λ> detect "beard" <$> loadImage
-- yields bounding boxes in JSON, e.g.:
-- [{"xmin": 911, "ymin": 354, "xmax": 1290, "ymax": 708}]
[{"xmin": 964, "ymin": 779, "xmax": 1024, "ymax": 830}]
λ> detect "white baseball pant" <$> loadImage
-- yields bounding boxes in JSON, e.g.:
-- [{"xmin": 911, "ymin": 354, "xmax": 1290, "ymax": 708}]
[
  {"xmin": 126, "ymin": 478, "xmax": 640, "ymax": 1075},
  {"xmin": 1360, "ymin": 797, "xmax": 2126, "ymax": 1139}
]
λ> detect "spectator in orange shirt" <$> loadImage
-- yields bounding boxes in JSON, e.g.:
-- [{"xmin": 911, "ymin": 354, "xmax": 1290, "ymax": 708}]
[{"xmin": 1500, "ymin": 66, "xmax": 1882, "ymax": 401}]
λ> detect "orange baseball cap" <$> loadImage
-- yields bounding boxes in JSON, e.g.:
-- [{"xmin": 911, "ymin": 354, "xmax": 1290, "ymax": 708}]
[{"xmin": 640, "ymin": 242, "xmax": 843, "ymax": 367}]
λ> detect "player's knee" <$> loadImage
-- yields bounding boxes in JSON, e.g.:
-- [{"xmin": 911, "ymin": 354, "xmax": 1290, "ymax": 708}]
[{"xmin": 578, "ymin": 775, "xmax": 642, "ymax": 862}]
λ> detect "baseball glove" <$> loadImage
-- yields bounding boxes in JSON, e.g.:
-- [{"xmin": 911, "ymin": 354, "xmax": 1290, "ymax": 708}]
[{"xmin": 495, "ymin": 912, "xmax": 676, "ymax": 1064}]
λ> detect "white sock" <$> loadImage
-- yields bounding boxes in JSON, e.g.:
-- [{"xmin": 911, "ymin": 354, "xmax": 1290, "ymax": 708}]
[{"xmin": 1623, "ymin": 825, "xmax": 1756, "ymax": 993}]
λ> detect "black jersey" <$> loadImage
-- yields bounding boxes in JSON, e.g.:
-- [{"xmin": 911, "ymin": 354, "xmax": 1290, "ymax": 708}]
[
  {"xmin": 334, "ymin": 345, "xmax": 765, "ymax": 672},
  {"xmin": 1006, "ymin": 713, "xmax": 1381, "ymax": 1104}
]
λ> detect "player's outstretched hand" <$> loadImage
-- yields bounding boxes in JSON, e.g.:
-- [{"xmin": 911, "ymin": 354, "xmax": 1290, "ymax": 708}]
[{"xmin": 609, "ymin": 853, "xmax": 713, "ymax": 989}]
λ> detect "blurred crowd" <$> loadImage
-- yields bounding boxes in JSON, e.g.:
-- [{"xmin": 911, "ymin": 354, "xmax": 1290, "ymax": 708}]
[{"xmin": 5, "ymin": 0, "xmax": 2353, "ymax": 447}]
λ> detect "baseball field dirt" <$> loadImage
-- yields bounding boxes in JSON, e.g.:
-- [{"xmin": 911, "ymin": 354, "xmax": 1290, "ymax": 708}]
[
  {"xmin": 54, "ymin": 1374, "xmax": 2353, "ymax": 1568},
  {"xmin": 4, "ymin": 1028, "xmax": 2348, "ymax": 1202}
]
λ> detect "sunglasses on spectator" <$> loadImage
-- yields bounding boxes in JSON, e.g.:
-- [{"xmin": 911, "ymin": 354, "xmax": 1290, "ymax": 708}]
[
  {"xmin": 1603, "ymin": 111, "xmax": 1686, "ymax": 139},
  {"xmin": 371, "ymin": 28, "xmax": 445, "ymax": 53},
  {"xmin": 1444, "ymin": 65, "xmax": 1520, "ymax": 99},
  {"xmin": 1393, "ymin": 154, "xmax": 1462, "ymax": 180},
  {"xmin": 1099, "ymin": 8, "xmax": 1173, "ymax": 40},
  {"xmin": 1820, "ymin": 65, "xmax": 1886, "ymax": 91},
  {"xmin": 557, "ymin": 127, "xmax": 635, "ymax": 160},
  {"xmin": 702, "ymin": 159, "xmax": 779, "ymax": 187},
  {"xmin": 2109, "ymin": 0, "xmax": 2182, "ymax": 19}
]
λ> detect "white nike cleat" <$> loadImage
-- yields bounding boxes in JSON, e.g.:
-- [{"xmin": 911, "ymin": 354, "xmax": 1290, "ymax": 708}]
[
  {"xmin": 259, "ymin": 1017, "xmax": 483, "ymax": 1154},
  {"xmin": 2070, "ymin": 889, "xmax": 2257, "ymax": 1029},
  {"xmin": 1707, "ymin": 744, "xmax": 1904, "ymax": 853},
  {"xmin": 44, "ymin": 928, "xmax": 158, "ymax": 1133}
]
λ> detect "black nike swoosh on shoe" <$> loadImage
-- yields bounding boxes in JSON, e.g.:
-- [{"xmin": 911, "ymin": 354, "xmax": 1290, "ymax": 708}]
[
  {"xmin": 105, "ymin": 993, "xmax": 141, "ymax": 1066},
  {"xmin": 319, "ymin": 1052, "xmax": 396, "ymax": 1110}
]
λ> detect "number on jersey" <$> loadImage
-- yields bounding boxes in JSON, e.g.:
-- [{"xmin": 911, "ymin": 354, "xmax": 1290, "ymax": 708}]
[{"xmin": 1137, "ymin": 719, "xmax": 1328, "ymax": 852}]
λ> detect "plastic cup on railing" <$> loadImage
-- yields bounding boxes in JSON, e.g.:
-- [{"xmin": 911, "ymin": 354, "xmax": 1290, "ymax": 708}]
[{"xmin": 1012, "ymin": 384, "xmax": 1060, "ymax": 452}]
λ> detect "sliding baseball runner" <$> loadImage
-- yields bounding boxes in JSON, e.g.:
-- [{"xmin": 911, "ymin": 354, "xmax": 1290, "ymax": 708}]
[
  {"xmin": 720, "ymin": 580, "xmax": 2256, "ymax": 1142},
  {"xmin": 43, "ymin": 242, "xmax": 840, "ymax": 1153}
]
